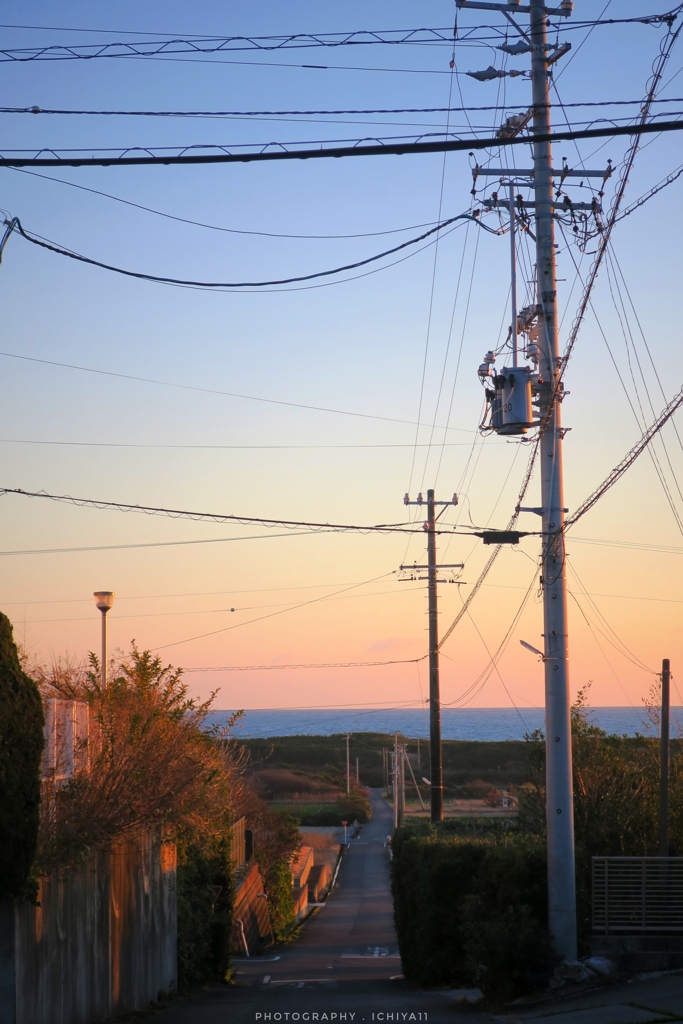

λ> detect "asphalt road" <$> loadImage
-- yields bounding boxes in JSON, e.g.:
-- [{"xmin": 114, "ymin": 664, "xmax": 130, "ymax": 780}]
[{"xmin": 155, "ymin": 789, "xmax": 474, "ymax": 1023}]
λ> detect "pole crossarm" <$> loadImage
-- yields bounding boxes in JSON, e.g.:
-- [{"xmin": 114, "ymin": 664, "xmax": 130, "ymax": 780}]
[{"xmin": 0, "ymin": 120, "xmax": 682, "ymax": 168}]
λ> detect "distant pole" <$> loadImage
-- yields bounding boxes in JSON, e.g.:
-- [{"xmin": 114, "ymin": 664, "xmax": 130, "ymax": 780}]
[
  {"xmin": 93, "ymin": 591, "xmax": 115, "ymax": 689},
  {"xmin": 356, "ymin": 756, "xmax": 359, "ymax": 784},
  {"xmin": 393, "ymin": 733, "xmax": 399, "ymax": 830},
  {"xmin": 417, "ymin": 737, "xmax": 421, "ymax": 770},
  {"xmin": 398, "ymin": 745, "xmax": 405, "ymax": 827},
  {"xmin": 401, "ymin": 490, "xmax": 460, "ymax": 823},
  {"xmin": 659, "ymin": 658, "xmax": 671, "ymax": 856},
  {"xmin": 346, "ymin": 733, "xmax": 350, "ymax": 795},
  {"xmin": 427, "ymin": 489, "xmax": 444, "ymax": 822}
]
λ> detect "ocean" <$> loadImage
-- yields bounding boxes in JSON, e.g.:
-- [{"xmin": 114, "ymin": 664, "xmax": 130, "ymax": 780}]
[{"xmin": 205, "ymin": 706, "xmax": 682, "ymax": 741}]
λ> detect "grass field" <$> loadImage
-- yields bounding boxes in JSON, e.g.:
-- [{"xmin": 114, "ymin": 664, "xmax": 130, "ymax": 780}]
[{"xmin": 241, "ymin": 732, "xmax": 532, "ymax": 795}]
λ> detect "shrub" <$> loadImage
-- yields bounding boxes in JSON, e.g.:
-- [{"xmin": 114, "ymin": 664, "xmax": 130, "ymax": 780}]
[
  {"xmin": 391, "ymin": 820, "xmax": 555, "ymax": 1001},
  {"xmin": 0, "ymin": 613, "xmax": 44, "ymax": 899},
  {"xmin": 177, "ymin": 838, "xmax": 235, "ymax": 989}
]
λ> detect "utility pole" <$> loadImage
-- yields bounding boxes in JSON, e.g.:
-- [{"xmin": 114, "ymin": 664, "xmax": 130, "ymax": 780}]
[
  {"xmin": 402, "ymin": 490, "xmax": 461, "ymax": 822},
  {"xmin": 346, "ymin": 733, "xmax": 350, "ymax": 795},
  {"xmin": 659, "ymin": 658, "xmax": 671, "ymax": 857},
  {"xmin": 530, "ymin": 0, "xmax": 576, "ymax": 961},
  {"xmin": 397, "ymin": 744, "xmax": 406, "ymax": 827},
  {"xmin": 393, "ymin": 733, "xmax": 399, "ymax": 830},
  {"xmin": 356, "ymin": 756, "xmax": 359, "ymax": 784},
  {"xmin": 457, "ymin": 0, "xmax": 577, "ymax": 960}
]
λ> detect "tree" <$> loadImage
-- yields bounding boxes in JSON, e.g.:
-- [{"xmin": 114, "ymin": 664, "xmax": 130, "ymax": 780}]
[{"xmin": 0, "ymin": 612, "xmax": 44, "ymax": 898}]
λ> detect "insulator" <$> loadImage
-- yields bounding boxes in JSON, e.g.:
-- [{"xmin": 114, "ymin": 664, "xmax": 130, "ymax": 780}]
[{"xmin": 525, "ymin": 342, "xmax": 540, "ymax": 364}]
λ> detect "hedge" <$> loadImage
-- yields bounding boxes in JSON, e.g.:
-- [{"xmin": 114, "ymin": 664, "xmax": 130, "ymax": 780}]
[
  {"xmin": 177, "ymin": 839, "xmax": 235, "ymax": 989},
  {"xmin": 391, "ymin": 819, "xmax": 557, "ymax": 1003},
  {"xmin": 0, "ymin": 613, "xmax": 44, "ymax": 900}
]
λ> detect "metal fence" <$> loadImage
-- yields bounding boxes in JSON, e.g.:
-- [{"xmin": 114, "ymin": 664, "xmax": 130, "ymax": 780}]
[{"xmin": 593, "ymin": 857, "xmax": 683, "ymax": 934}]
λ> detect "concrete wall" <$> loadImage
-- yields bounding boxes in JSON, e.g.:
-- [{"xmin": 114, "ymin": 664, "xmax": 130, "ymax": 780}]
[{"xmin": 11, "ymin": 832, "xmax": 176, "ymax": 1024}]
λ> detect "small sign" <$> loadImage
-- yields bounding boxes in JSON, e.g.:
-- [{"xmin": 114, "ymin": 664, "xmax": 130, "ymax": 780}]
[
  {"xmin": 341, "ymin": 820, "xmax": 348, "ymax": 826},
  {"xmin": 212, "ymin": 885, "xmax": 223, "ymax": 898}
]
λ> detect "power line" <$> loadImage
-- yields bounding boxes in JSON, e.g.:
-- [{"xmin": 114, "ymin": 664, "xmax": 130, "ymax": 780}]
[
  {"xmin": 0, "ymin": 436, "xmax": 505, "ymax": 451},
  {"xmin": 0, "ymin": 486, "xmax": 491, "ymax": 536},
  {"xmin": 5, "ymin": 213, "xmax": 476, "ymax": 289},
  {"xmin": 18, "ymin": 584, "xmax": 421, "ymax": 623},
  {"xmin": 564, "ymin": 386, "xmax": 683, "ymax": 531},
  {"xmin": 8, "ymin": 98, "xmax": 683, "ymax": 116},
  {"xmin": 9, "ymin": 166, "xmax": 442, "ymax": 241},
  {"xmin": 0, "ymin": 531, "xmax": 311, "ymax": 557},
  {"xmin": 1, "ymin": 118, "xmax": 683, "ymax": 167},
  {"xmin": 0, "ymin": 350, "xmax": 477, "ymax": 432},
  {"xmin": 151, "ymin": 572, "xmax": 397, "ymax": 651},
  {"xmin": 0, "ymin": 27, "xmax": 463, "ymax": 63},
  {"xmin": 182, "ymin": 658, "xmax": 425, "ymax": 672}
]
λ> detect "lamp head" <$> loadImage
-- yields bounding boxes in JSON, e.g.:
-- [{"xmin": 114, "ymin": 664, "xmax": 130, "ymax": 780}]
[{"xmin": 94, "ymin": 591, "xmax": 115, "ymax": 613}]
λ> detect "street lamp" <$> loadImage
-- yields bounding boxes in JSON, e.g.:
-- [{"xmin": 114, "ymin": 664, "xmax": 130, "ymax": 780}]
[{"xmin": 93, "ymin": 591, "xmax": 115, "ymax": 688}]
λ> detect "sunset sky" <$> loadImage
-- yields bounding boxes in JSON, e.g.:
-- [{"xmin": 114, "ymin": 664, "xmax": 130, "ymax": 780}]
[{"xmin": 1, "ymin": 0, "xmax": 682, "ymax": 718}]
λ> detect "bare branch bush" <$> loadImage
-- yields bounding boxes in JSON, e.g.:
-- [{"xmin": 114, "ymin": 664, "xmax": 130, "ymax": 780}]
[{"xmin": 33, "ymin": 644, "xmax": 246, "ymax": 872}]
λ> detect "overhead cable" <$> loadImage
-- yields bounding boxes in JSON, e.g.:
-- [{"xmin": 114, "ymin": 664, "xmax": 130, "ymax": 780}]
[
  {"xmin": 8, "ymin": 98, "xmax": 683, "ymax": 116},
  {"xmin": 0, "ymin": 27, "xmax": 463, "ymax": 62},
  {"xmin": 437, "ymin": 437, "xmax": 540, "ymax": 652},
  {"xmin": 182, "ymin": 658, "xmax": 425, "ymax": 672},
  {"xmin": 560, "ymin": 16, "xmax": 683, "ymax": 377},
  {"xmin": 152, "ymin": 572, "xmax": 397, "ymax": 651},
  {"xmin": 564, "ymin": 385, "xmax": 683, "ymax": 532},
  {"xmin": 4, "ymin": 213, "xmax": 476, "ymax": 289},
  {"xmin": 0, "ymin": 349, "xmax": 477, "ymax": 431},
  {"xmin": 9, "ymin": 166, "xmax": 442, "ymax": 241},
  {"xmin": 0, "ymin": 486, "xmax": 496, "ymax": 537},
  {"xmin": 2, "ymin": 118, "xmax": 683, "ymax": 167}
]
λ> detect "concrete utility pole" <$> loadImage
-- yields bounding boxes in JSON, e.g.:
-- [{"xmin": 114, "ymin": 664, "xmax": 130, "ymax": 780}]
[
  {"xmin": 530, "ymin": 0, "xmax": 576, "ymax": 960},
  {"xmin": 402, "ymin": 490, "xmax": 461, "ymax": 822},
  {"xmin": 659, "ymin": 658, "xmax": 671, "ymax": 856},
  {"xmin": 456, "ymin": 0, "xmax": 577, "ymax": 960}
]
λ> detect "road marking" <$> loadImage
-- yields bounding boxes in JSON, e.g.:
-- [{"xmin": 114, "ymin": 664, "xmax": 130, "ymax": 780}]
[
  {"xmin": 269, "ymin": 979, "xmax": 336, "ymax": 986},
  {"xmin": 233, "ymin": 955, "xmax": 281, "ymax": 962},
  {"xmin": 263, "ymin": 975, "xmax": 270, "ymax": 985}
]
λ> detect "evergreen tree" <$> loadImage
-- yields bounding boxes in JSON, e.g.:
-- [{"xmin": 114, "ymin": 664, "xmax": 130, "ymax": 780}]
[{"xmin": 0, "ymin": 613, "xmax": 44, "ymax": 897}]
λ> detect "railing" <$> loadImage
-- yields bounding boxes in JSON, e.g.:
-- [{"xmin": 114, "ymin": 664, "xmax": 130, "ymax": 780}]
[
  {"xmin": 230, "ymin": 816, "xmax": 247, "ymax": 870},
  {"xmin": 593, "ymin": 857, "xmax": 683, "ymax": 934}
]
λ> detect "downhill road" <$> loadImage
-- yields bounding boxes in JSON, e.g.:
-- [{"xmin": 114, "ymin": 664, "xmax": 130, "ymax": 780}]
[{"xmin": 156, "ymin": 789, "xmax": 472, "ymax": 1022}]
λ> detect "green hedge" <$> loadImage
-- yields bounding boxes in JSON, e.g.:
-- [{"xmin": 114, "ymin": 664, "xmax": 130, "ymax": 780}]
[
  {"xmin": 0, "ymin": 613, "xmax": 44, "ymax": 900},
  {"xmin": 177, "ymin": 840, "xmax": 234, "ymax": 989},
  {"xmin": 391, "ymin": 820, "xmax": 556, "ymax": 1003}
]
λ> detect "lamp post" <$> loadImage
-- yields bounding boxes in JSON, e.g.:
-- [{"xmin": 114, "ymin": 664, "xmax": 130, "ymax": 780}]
[{"xmin": 93, "ymin": 591, "xmax": 115, "ymax": 688}]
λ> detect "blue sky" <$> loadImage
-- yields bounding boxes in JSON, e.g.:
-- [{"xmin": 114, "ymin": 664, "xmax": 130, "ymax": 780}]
[{"xmin": 1, "ymin": 1, "xmax": 682, "ymax": 713}]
